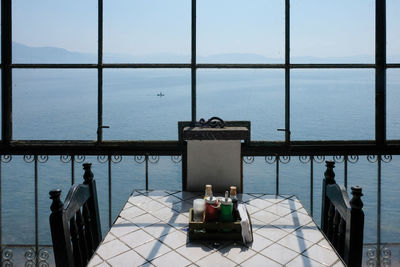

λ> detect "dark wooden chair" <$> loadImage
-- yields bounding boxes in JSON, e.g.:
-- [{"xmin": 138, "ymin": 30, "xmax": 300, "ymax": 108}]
[
  {"xmin": 49, "ymin": 163, "xmax": 102, "ymax": 267},
  {"xmin": 321, "ymin": 160, "xmax": 364, "ymax": 267}
]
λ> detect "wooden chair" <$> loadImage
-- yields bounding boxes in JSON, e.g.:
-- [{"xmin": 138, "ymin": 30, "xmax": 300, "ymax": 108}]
[
  {"xmin": 49, "ymin": 163, "xmax": 102, "ymax": 267},
  {"xmin": 321, "ymin": 160, "xmax": 364, "ymax": 267}
]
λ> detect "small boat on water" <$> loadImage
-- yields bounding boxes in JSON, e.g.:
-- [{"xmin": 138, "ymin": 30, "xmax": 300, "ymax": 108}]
[{"xmin": 157, "ymin": 92, "xmax": 165, "ymax": 97}]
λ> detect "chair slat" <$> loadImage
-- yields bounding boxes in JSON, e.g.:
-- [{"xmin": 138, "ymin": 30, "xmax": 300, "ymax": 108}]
[
  {"xmin": 70, "ymin": 216, "xmax": 83, "ymax": 267},
  {"xmin": 82, "ymin": 203, "xmax": 94, "ymax": 255},
  {"xmin": 76, "ymin": 209, "xmax": 89, "ymax": 264},
  {"xmin": 337, "ymin": 217, "xmax": 346, "ymax": 257},
  {"xmin": 331, "ymin": 209, "xmax": 340, "ymax": 248},
  {"xmin": 327, "ymin": 202, "xmax": 335, "ymax": 240}
]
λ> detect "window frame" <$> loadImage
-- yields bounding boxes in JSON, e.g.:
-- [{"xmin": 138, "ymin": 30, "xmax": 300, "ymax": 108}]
[{"xmin": 1, "ymin": 0, "xmax": 399, "ymax": 155}]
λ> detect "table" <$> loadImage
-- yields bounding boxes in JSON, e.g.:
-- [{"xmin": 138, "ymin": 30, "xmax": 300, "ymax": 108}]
[{"xmin": 88, "ymin": 190, "xmax": 345, "ymax": 267}]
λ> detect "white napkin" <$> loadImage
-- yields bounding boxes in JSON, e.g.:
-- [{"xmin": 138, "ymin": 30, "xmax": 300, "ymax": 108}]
[{"xmin": 238, "ymin": 204, "xmax": 253, "ymax": 243}]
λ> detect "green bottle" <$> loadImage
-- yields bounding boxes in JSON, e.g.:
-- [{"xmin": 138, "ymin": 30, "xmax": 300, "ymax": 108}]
[{"xmin": 220, "ymin": 191, "xmax": 233, "ymax": 223}]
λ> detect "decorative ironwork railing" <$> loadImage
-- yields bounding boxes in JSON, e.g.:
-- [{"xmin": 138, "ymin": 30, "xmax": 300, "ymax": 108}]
[{"xmin": 0, "ymin": 153, "xmax": 397, "ymax": 266}]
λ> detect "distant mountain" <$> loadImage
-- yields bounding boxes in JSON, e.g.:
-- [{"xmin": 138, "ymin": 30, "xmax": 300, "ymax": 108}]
[
  {"xmin": 290, "ymin": 55, "xmax": 375, "ymax": 64},
  {"xmin": 103, "ymin": 52, "xmax": 189, "ymax": 63},
  {"xmin": 198, "ymin": 53, "xmax": 280, "ymax": 63},
  {"xmin": 11, "ymin": 42, "xmax": 400, "ymax": 64},
  {"xmin": 12, "ymin": 42, "xmax": 97, "ymax": 63}
]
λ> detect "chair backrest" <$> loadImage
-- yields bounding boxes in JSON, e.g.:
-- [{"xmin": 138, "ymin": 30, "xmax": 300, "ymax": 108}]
[
  {"xmin": 49, "ymin": 163, "xmax": 102, "ymax": 267},
  {"xmin": 178, "ymin": 120, "xmax": 250, "ymax": 192},
  {"xmin": 321, "ymin": 161, "xmax": 364, "ymax": 267}
]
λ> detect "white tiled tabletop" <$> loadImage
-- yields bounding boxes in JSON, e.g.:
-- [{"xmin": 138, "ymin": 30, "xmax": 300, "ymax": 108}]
[{"xmin": 88, "ymin": 190, "xmax": 345, "ymax": 267}]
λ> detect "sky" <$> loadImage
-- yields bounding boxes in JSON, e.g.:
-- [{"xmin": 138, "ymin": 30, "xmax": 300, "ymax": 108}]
[{"xmin": 11, "ymin": 0, "xmax": 400, "ymax": 61}]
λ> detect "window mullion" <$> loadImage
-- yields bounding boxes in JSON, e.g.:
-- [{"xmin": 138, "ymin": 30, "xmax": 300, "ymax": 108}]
[
  {"xmin": 1, "ymin": 0, "xmax": 12, "ymax": 143},
  {"xmin": 375, "ymin": 0, "xmax": 386, "ymax": 144},
  {"xmin": 191, "ymin": 0, "xmax": 197, "ymax": 126},
  {"xmin": 97, "ymin": 0, "xmax": 104, "ymax": 143},
  {"xmin": 285, "ymin": 0, "xmax": 291, "ymax": 143}
]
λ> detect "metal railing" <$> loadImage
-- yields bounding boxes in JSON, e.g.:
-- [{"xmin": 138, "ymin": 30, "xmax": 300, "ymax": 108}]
[{"xmin": 0, "ymin": 152, "xmax": 397, "ymax": 266}]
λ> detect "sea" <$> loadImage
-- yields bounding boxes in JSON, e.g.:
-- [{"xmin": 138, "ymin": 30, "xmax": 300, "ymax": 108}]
[{"xmin": 1, "ymin": 67, "xmax": 399, "ymax": 248}]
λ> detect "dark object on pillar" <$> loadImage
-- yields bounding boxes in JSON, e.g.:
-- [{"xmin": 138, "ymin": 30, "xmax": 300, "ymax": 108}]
[
  {"xmin": 196, "ymin": 117, "xmax": 225, "ymax": 128},
  {"xmin": 321, "ymin": 161, "xmax": 364, "ymax": 267},
  {"xmin": 49, "ymin": 163, "xmax": 102, "ymax": 267}
]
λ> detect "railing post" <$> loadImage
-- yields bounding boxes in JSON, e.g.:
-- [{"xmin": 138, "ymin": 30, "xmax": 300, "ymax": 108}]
[
  {"xmin": 34, "ymin": 155, "xmax": 39, "ymax": 266},
  {"xmin": 71, "ymin": 155, "xmax": 75, "ymax": 185},
  {"xmin": 107, "ymin": 156, "xmax": 112, "ymax": 227},
  {"xmin": 145, "ymin": 154, "xmax": 149, "ymax": 191},
  {"xmin": 275, "ymin": 155, "xmax": 279, "ymax": 195},
  {"xmin": 377, "ymin": 155, "xmax": 382, "ymax": 266},
  {"xmin": 344, "ymin": 155, "xmax": 348, "ymax": 189},
  {"xmin": 310, "ymin": 156, "xmax": 314, "ymax": 217}
]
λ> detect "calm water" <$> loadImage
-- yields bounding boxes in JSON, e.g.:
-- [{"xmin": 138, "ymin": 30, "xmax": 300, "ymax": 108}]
[{"xmin": 1, "ymin": 68, "xmax": 399, "ymax": 245}]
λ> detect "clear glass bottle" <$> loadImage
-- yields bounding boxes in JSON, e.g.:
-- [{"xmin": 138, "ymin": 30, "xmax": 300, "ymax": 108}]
[
  {"xmin": 230, "ymin": 186, "xmax": 239, "ymax": 221},
  {"xmin": 205, "ymin": 184, "xmax": 212, "ymax": 199}
]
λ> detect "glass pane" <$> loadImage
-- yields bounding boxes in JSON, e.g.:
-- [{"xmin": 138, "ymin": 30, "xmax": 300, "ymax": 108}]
[
  {"xmin": 197, "ymin": 69, "xmax": 285, "ymax": 141},
  {"xmin": 387, "ymin": 0, "xmax": 400, "ymax": 63},
  {"xmin": 197, "ymin": 0, "xmax": 284, "ymax": 63},
  {"xmin": 387, "ymin": 69, "xmax": 400, "ymax": 140},
  {"xmin": 13, "ymin": 69, "xmax": 97, "ymax": 140},
  {"xmin": 104, "ymin": 0, "xmax": 190, "ymax": 63},
  {"xmin": 291, "ymin": 0, "xmax": 374, "ymax": 63},
  {"xmin": 12, "ymin": 0, "xmax": 97, "ymax": 63},
  {"xmin": 103, "ymin": 69, "xmax": 190, "ymax": 140},
  {"xmin": 291, "ymin": 69, "xmax": 374, "ymax": 140}
]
